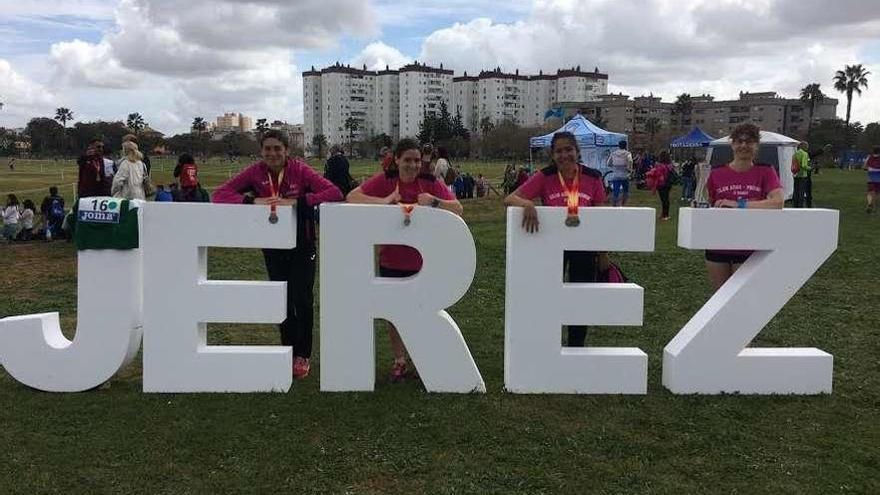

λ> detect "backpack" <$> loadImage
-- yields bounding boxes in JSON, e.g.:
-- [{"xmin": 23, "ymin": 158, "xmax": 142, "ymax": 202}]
[
  {"xmin": 179, "ymin": 163, "xmax": 199, "ymax": 188},
  {"xmin": 49, "ymin": 198, "xmax": 64, "ymax": 220}
]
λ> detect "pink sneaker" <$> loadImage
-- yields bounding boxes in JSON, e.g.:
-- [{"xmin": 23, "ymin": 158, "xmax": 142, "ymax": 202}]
[
  {"xmin": 389, "ymin": 360, "xmax": 408, "ymax": 383},
  {"xmin": 293, "ymin": 357, "xmax": 310, "ymax": 380}
]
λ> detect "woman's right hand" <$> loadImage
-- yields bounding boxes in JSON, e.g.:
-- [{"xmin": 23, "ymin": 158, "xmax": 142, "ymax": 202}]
[
  {"xmin": 385, "ymin": 187, "xmax": 401, "ymax": 205},
  {"xmin": 522, "ymin": 202, "xmax": 539, "ymax": 233}
]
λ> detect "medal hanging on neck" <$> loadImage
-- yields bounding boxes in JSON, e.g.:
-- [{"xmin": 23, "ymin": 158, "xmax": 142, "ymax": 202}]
[
  {"xmin": 558, "ymin": 170, "xmax": 581, "ymax": 227},
  {"xmin": 267, "ymin": 168, "xmax": 285, "ymax": 224},
  {"xmin": 399, "ymin": 179, "xmax": 422, "ymax": 226}
]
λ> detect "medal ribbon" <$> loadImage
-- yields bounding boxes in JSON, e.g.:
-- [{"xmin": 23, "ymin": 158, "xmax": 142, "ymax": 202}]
[
  {"xmin": 557, "ymin": 170, "xmax": 580, "ymax": 217},
  {"xmin": 398, "ymin": 179, "xmax": 423, "ymax": 224},
  {"xmin": 267, "ymin": 167, "xmax": 286, "ymax": 218}
]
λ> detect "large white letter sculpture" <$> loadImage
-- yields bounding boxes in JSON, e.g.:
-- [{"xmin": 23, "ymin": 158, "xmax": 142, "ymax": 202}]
[
  {"xmin": 319, "ymin": 204, "xmax": 484, "ymax": 393},
  {"xmin": 663, "ymin": 208, "xmax": 839, "ymax": 394},
  {"xmin": 0, "ymin": 202, "xmax": 144, "ymax": 392},
  {"xmin": 505, "ymin": 207, "xmax": 656, "ymax": 394},
  {"xmin": 142, "ymin": 203, "xmax": 295, "ymax": 393}
]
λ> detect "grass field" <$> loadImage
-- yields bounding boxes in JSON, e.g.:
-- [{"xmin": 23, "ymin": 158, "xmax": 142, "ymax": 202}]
[{"xmin": 1, "ymin": 159, "xmax": 878, "ymax": 494}]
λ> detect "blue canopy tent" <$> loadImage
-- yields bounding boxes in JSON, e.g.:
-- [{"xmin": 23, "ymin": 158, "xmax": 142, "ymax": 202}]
[
  {"xmin": 529, "ymin": 114, "xmax": 628, "ymax": 177},
  {"xmin": 670, "ymin": 127, "xmax": 715, "ymax": 148}
]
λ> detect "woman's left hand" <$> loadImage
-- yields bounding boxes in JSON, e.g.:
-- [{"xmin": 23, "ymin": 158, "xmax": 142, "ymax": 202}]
[
  {"xmin": 714, "ymin": 199, "xmax": 737, "ymax": 208},
  {"xmin": 417, "ymin": 193, "xmax": 436, "ymax": 206}
]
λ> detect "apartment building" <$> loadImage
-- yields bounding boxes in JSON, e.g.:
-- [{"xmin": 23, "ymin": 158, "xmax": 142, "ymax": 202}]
[
  {"xmin": 213, "ymin": 112, "xmax": 254, "ymax": 133},
  {"xmin": 398, "ymin": 62, "xmax": 454, "ymax": 139}
]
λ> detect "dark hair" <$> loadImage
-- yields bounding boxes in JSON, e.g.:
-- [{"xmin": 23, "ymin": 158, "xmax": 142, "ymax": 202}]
[
  {"xmin": 23, "ymin": 199, "xmax": 35, "ymax": 211},
  {"xmin": 550, "ymin": 131, "xmax": 580, "ymax": 163},
  {"xmin": 658, "ymin": 151, "xmax": 671, "ymax": 163},
  {"xmin": 6, "ymin": 194, "xmax": 19, "ymax": 207},
  {"xmin": 873, "ymin": 145, "xmax": 880, "ymax": 155},
  {"xmin": 260, "ymin": 129, "xmax": 289, "ymax": 148},
  {"xmin": 89, "ymin": 138, "xmax": 104, "ymax": 146},
  {"xmin": 618, "ymin": 141, "xmax": 628, "ymax": 150},
  {"xmin": 395, "ymin": 138, "xmax": 421, "ymax": 158},
  {"xmin": 437, "ymin": 146, "xmax": 449, "ymax": 160},
  {"xmin": 178, "ymin": 153, "xmax": 195, "ymax": 166},
  {"xmin": 49, "ymin": 186, "xmax": 58, "ymax": 195},
  {"xmin": 731, "ymin": 123, "xmax": 760, "ymax": 143}
]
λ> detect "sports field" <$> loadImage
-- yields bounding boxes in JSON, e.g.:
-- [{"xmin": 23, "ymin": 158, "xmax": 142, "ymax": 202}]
[{"xmin": 1, "ymin": 160, "xmax": 878, "ymax": 493}]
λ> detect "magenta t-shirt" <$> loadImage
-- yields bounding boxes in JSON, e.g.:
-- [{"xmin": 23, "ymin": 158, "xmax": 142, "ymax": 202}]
[
  {"xmin": 706, "ymin": 163, "xmax": 782, "ymax": 258},
  {"xmin": 706, "ymin": 164, "xmax": 782, "ymax": 204},
  {"xmin": 516, "ymin": 166, "xmax": 607, "ymax": 206},
  {"xmin": 360, "ymin": 172, "xmax": 456, "ymax": 272}
]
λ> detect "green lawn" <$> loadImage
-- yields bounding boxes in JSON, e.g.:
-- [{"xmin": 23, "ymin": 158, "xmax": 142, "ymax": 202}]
[{"xmin": 1, "ymin": 161, "xmax": 878, "ymax": 494}]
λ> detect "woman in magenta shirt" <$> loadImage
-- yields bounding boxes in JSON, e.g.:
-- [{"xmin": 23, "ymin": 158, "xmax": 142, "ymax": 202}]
[
  {"xmin": 213, "ymin": 130, "xmax": 343, "ymax": 380},
  {"xmin": 704, "ymin": 123, "xmax": 784, "ymax": 290},
  {"xmin": 504, "ymin": 131, "xmax": 608, "ymax": 347},
  {"xmin": 346, "ymin": 138, "xmax": 463, "ymax": 383}
]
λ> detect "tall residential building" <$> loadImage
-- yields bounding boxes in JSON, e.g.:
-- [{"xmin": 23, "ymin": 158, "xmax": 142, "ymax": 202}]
[
  {"xmin": 375, "ymin": 66, "xmax": 401, "ymax": 141},
  {"xmin": 302, "ymin": 67, "xmax": 322, "ymax": 152},
  {"xmin": 452, "ymin": 73, "xmax": 479, "ymax": 133},
  {"xmin": 398, "ymin": 62, "xmax": 454, "ymax": 139},
  {"xmin": 320, "ymin": 63, "xmax": 377, "ymax": 147},
  {"xmin": 472, "ymin": 68, "xmax": 530, "ymax": 128}
]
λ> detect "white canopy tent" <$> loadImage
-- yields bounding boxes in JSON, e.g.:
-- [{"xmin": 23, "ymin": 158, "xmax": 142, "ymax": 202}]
[{"xmin": 696, "ymin": 131, "xmax": 798, "ymax": 204}]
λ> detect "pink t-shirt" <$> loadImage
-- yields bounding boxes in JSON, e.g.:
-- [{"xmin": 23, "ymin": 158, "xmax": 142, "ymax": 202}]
[
  {"xmin": 706, "ymin": 164, "xmax": 782, "ymax": 204},
  {"xmin": 706, "ymin": 163, "xmax": 782, "ymax": 258},
  {"xmin": 516, "ymin": 165, "xmax": 607, "ymax": 206},
  {"xmin": 360, "ymin": 172, "xmax": 456, "ymax": 271}
]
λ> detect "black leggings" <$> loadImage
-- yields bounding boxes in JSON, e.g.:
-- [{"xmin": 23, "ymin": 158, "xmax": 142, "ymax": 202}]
[
  {"xmin": 564, "ymin": 251, "xmax": 598, "ymax": 347},
  {"xmin": 658, "ymin": 186, "xmax": 671, "ymax": 218},
  {"xmin": 262, "ymin": 246, "xmax": 316, "ymax": 358}
]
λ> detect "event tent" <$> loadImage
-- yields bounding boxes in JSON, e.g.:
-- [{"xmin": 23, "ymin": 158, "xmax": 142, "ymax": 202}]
[
  {"xmin": 670, "ymin": 127, "xmax": 716, "ymax": 148},
  {"xmin": 529, "ymin": 114, "xmax": 628, "ymax": 174},
  {"xmin": 695, "ymin": 130, "xmax": 798, "ymax": 203}
]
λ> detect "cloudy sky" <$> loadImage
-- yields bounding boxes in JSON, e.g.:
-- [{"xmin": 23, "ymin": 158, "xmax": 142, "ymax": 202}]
[{"xmin": 1, "ymin": 0, "xmax": 878, "ymax": 135}]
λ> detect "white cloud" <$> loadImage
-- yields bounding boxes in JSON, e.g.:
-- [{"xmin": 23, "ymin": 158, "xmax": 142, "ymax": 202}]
[
  {"xmin": 0, "ymin": 59, "xmax": 57, "ymax": 127},
  {"xmin": 351, "ymin": 42, "xmax": 412, "ymax": 71}
]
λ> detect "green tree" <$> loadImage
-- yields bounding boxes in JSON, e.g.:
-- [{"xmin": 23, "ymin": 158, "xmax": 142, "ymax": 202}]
[
  {"xmin": 645, "ymin": 117, "xmax": 662, "ymax": 149},
  {"xmin": 452, "ymin": 111, "xmax": 470, "ymax": 140},
  {"xmin": 857, "ymin": 122, "xmax": 880, "ymax": 152},
  {"xmin": 479, "ymin": 116, "xmax": 495, "ymax": 136},
  {"xmin": 255, "ymin": 118, "xmax": 269, "ymax": 136},
  {"xmin": 311, "ymin": 133, "xmax": 328, "ymax": 158},
  {"xmin": 24, "ymin": 117, "xmax": 65, "ymax": 156},
  {"xmin": 833, "ymin": 64, "xmax": 871, "ymax": 126},
  {"xmin": 126, "ymin": 113, "xmax": 147, "ymax": 135},
  {"xmin": 673, "ymin": 93, "xmax": 693, "ymax": 131},
  {"xmin": 344, "ymin": 116, "xmax": 359, "ymax": 155},
  {"xmin": 54, "ymin": 107, "xmax": 74, "ymax": 129},
  {"xmin": 191, "ymin": 117, "xmax": 207, "ymax": 135},
  {"xmin": 807, "ymin": 118, "xmax": 864, "ymax": 155},
  {"xmin": 799, "ymin": 83, "xmax": 825, "ymax": 137}
]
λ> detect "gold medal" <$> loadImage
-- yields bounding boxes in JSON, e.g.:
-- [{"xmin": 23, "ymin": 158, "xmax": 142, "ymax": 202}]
[{"xmin": 268, "ymin": 212, "xmax": 278, "ymax": 224}]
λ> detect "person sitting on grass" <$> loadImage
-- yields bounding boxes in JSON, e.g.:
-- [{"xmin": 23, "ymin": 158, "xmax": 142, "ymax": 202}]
[
  {"xmin": 17, "ymin": 200, "xmax": 35, "ymax": 241},
  {"xmin": 345, "ymin": 138, "xmax": 463, "ymax": 383},
  {"xmin": 2, "ymin": 194, "xmax": 21, "ymax": 242},
  {"xmin": 704, "ymin": 123, "xmax": 783, "ymax": 290}
]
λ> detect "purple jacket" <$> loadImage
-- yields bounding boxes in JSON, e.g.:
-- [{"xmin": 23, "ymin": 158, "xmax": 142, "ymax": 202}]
[{"xmin": 212, "ymin": 158, "xmax": 343, "ymax": 206}]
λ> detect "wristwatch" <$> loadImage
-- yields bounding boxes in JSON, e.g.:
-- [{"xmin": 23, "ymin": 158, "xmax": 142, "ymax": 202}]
[
  {"xmin": 431, "ymin": 197, "xmax": 441, "ymax": 208},
  {"xmin": 737, "ymin": 197, "xmax": 747, "ymax": 209}
]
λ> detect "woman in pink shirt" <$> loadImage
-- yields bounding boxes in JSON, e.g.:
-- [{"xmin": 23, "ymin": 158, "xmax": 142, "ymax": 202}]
[
  {"xmin": 504, "ymin": 131, "xmax": 608, "ymax": 347},
  {"xmin": 704, "ymin": 123, "xmax": 784, "ymax": 290},
  {"xmin": 347, "ymin": 138, "xmax": 463, "ymax": 383},
  {"xmin": 213, "ymin": 130, "xmax": 343, "ymax": 380}
]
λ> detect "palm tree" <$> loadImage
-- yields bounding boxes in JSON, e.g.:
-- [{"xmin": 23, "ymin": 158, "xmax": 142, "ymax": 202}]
[
  {"xmin": 54, "ymin": 107, "xmax": 74, "ymax": 128},
  {"xmin": 127, "ymin": 113, "xmax": 147, "ymax": 135},
  {"xmin": 673, "ymin": 94, "xmax": 693, "ymax": 132},
  {"xmin": 833, "ymin": 64, "xmax": 871, "ymax": 126},
  {"xmin": 312, "ymin": 134, "xmax": 328, "ymax": 158},
  {"xmin": 255, "ymin": 118, "xmax": 269, "ymax": 136},
  {"xmin": 191, "ymin": 117, "xmax": 207, "ymax": 135},
  {"xmin": 799, "ymin": 83, "xmax": 824, "ymax": 136},
  {"xmin": 344, "ymin": 116, "xmax": 359, "ymax": 155}
]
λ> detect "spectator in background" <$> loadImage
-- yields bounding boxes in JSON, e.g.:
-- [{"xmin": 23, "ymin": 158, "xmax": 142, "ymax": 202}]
[
  {"xmin": 111, "ymin": 141, "xmax": 150, "ymax": 200},
  {"xmin": 434, "ymin": 146, "xmax": 450, "ymax": 183},
  {"xmin": 792, "ymin": 141, "xmax": 812, "ymax": 208},
  {"xmin": 503, "ymin": 164, "xmax": 517, "ymax": 194},
  {"xmin": 464, "ymin": 172, "xmax": 475, "ymax": 199},
  {"xmin": 606, "ymin": 140, "xmax": 634, "ymax": 206},
  {"xmin": 476, "ymin": 174, "xmax": 488, "ymax": 197},
  {"xmin": 154, "ymin": 185, "xmax": 174, "ymax": 202},
  {"xmin": 681, "ymin": 155, "xmax": 698, "ymax": 202},
  {"xmin": 122, "ymin": 134, "xmax": 151, "ymax": 175},
  {"xmin": 77, "ymin": 139, "xmax": 108, "ymax": 198},
  {"xmin": 40, "ymin": 186, "xmax": 65, "ymax": 240},
  {"xmin": 2, "ymin": 194, "xmax": 20, "ymax": 242},
  {"xmin": 173, "ymin": 153, "xmax": 208, "ymax": 202},
  {"xmin": 515, "ymin": 167, "xmax": 530, "ymax": 190},
  {"xmin": 8, "ymin": 158, "xmax": 15, "ymax": 171},
  {"xmin": 864, "ymin": 145, "xmax": 880, "ymax": 213},
  {"xmin": 379, "ymin": 146, "xmax": 395, "ymax": 172},
  {"xmin": 324, "ymin": 146, "xmax": 356, "ymax": 196},
  {"xmin": 17, "ymin": 200, "xmax": 35, "ymax": 241},
  {"xmin": 420, "ymin": 143, "xmax": 435, "ymax": 176},
  {"xmin": 648, "ymin": 151, "xmax": 675, "ymax": 221},
  {"xmin": 103, "ymin": 145, "xmax": 117, "ymax": 186}
]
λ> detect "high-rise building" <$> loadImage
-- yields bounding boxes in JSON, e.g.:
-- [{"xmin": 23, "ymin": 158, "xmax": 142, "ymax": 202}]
[
  {"xmin": 398, "ymin": 62, "xmax": 454, "ymax": 140},
  {"xmin": 375, "ymin": 66, "xmax": 401, "ymax": 142},
  {"xmin": 303, "ymin": 67, "xmax": 323, "ymax": 152},
  {"xmin": 214, "ymin": 112, "xmax": 254, "ymax": 133}
]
